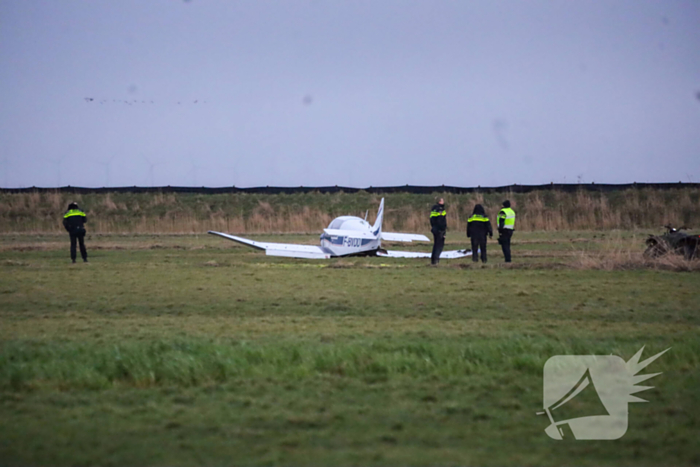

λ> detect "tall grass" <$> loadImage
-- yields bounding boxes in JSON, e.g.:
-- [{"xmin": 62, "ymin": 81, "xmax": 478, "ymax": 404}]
[
  {"xmin": 0, "ymin": 188, "xmax": 698, "ymax": 234},
  {"xmin": 571, "ymin": 233, "xmax": 700, "ymax": 271}
]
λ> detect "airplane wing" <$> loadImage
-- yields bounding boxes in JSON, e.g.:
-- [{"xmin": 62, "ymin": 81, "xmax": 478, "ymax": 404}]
[
  {"xmin": 208, "ymin": 231, "xmax": 332, "ymax": 259},
  {"xmin": 378, "ymin": 249, "xmax": 472, "ymax": 259},
  {"xmin": 380, "ymin": 232, "xmax": 431, "ymax": 242}
]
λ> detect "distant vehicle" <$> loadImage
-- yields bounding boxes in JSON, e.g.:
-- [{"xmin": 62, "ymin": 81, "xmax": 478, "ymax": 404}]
[
  {"xmin": 644, "ymin": 225, "xmax": 699, "ymax": 260},
  {"xmin": 209, "ymin": 198, "xmax": 471, "ymax": 260}
]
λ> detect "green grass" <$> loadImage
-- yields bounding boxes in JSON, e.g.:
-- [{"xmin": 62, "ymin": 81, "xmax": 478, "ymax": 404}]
[{"xmin": 1, "ymin": 232, "xmax": 699, "ymax": 465}]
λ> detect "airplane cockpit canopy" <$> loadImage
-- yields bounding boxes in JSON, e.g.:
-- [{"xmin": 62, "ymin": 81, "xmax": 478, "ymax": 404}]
[{"xmin": 327, "ymin": 216, "xmax": 371, "ymax": 232}]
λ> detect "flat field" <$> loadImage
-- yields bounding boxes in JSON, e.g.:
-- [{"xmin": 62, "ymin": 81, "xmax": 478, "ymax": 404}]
[{"xmin": 1, "ymin": 231, "xmax": 698, "ymax": 466}]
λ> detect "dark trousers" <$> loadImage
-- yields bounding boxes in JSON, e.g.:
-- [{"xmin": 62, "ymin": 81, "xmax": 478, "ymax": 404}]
[
  {"xmin": 471, "ymin": 236, "xmax": 487, "ymax": 263},
  {"xmin": 431, "ymin": 231, "xmax": 445, "ymax": 264},
  {"xmin": 69, "ymin": 231, "xmax": 88, "ymax": 262},
  {"xmin": 499, "ymin": 229, "xmax": 513, "ymax": 263}
]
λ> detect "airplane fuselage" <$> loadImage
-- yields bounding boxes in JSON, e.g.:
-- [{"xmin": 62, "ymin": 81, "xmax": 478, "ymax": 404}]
[{"xmin": 319, "ymin": 216, "xmax": 382, "ymax": 257}]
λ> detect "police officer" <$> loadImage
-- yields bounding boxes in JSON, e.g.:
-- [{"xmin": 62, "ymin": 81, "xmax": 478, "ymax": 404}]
[
  {"xmin": 467, "ymin": 204, "xmax": 493, "ymax": 263},
  {"xmin": 497, "ymin": 200, "xmax": 516, "ymax": 262},
  {"xmin": 63, "ymin": 202, "xmax": 88, "ymax": 263},
  {"xmin": 429, "ymin": 198, "xmax": 447, "ymax": 265}
]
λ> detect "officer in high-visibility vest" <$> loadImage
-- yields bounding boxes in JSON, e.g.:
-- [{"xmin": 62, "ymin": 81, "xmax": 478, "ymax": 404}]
[
  {"xmin": 429, "ymin": 197, "xmax": 447, "ymax": 265},
  {"xmin": 62, "ymin": 202, "xmax": 88, "ymax": 263},
  {"xmin": 497, "ymin": 200, "xmax": 516, "ymax": 262},
  {"xmin": 467, "ymin": 204, "xmax": 493, "ymax": 263}
]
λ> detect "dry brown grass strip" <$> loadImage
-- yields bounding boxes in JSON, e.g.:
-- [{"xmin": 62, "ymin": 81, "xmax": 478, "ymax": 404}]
[
  {"xmin": 572, "ymin": 250, "xmax": 700, "ymax": 272},
  {"xmin": 1, "ymin": 188, "xmax": 698, "ymax": 234}
]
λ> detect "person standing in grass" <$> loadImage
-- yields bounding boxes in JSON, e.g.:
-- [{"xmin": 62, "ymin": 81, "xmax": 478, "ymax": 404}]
[
  {"xmin": 63, "ymin": 202, "xmax": 88, "ymax": 263},
  {"xmin": 429, "ymin": 197, "xmax": 447, "ymax": 265},
  {"xmin": 497, "ymin": 200, "xmax": 516, "ymax": 263},
  {"xmin": 467, "ymin": 204, "xmax": 493, "ymax": 263}
]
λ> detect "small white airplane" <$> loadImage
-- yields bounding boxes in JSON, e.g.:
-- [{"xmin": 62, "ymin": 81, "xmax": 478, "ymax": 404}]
[{"xmin": 208, "ymin": 198, "xmax": 471, "ymax": 260}]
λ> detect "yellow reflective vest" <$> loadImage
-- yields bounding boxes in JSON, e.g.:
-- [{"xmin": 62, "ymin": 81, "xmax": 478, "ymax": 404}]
[{"xmin": 497, "ymin": 207, "xmax": 515, "ymax": 230}]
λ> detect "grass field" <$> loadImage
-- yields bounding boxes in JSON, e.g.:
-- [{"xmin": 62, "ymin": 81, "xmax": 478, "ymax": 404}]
[{"xmin": 1, "ymin": 231, "xmax": 699, "ymax": 466}]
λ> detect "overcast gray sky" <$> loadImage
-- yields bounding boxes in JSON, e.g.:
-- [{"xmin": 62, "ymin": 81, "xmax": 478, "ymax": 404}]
[{"xmin": 1, "ymin": 0, "xmax": 699, "ymax": 188}]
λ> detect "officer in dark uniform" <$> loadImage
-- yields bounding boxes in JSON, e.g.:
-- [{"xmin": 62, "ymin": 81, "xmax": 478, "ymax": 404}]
[
  {"xmin": 467, "ymin": 204, "xmax": 493, "ymax": 263},
  {"xmin": 497, "ymin": 200, "xmax": 516, "ymax": 263},
  {"xmin": 429, "ymin": 198, "xmax": 447, "ymax": 265},
  {"xmin": 63, "ymin": 202, "xmax": 88, "ymax": 263}
]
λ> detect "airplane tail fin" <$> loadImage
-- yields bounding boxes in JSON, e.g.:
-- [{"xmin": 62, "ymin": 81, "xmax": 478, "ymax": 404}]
[{"xmin": 372, "ymin": 198, "xmax": 385, "ymax": 236}]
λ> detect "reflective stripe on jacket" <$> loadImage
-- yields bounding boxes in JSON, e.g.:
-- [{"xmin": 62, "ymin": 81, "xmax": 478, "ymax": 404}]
[{"xmin": 64, "ymin": 209, "xmax": 86, "ymax": 218}]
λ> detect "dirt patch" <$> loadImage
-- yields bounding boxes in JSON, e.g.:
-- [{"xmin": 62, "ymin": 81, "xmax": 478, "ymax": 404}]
[{"xmin": 2, "ymin": 259, "xmax": 29, "ymax": 266}]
